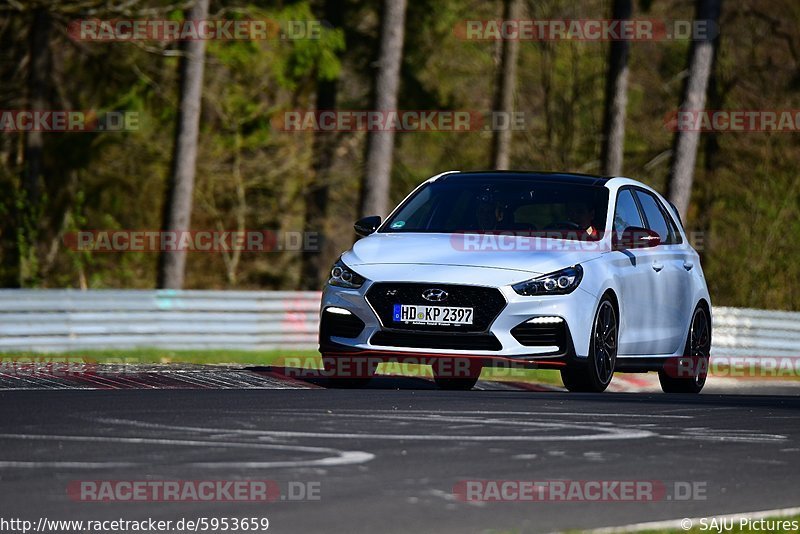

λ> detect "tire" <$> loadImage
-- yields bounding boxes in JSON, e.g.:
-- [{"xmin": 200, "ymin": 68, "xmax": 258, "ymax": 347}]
[
  {"xmin": 432, "ymin": 358, "xmax": 481, "ymax": 391},
  {"xmin": 561, "ymin": 297, "xmax": 618, "ymax": 393},
  {"xmin": 322, "ymin": 356, "xmax": 377, "ymax": 389},
  {"xmin": 659, "ymin": 306, "xmax": 711, "ymax": 394}
]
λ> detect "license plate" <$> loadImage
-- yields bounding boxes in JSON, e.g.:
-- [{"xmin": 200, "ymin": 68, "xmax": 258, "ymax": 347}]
[{"xmin": 392, "ymin": 304, "xmax": 473, "ymax": 325}]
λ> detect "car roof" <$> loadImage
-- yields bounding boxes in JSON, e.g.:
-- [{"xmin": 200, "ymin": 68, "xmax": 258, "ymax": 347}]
[{"xmin": 436, "ymin": 170, "xmax": 612, "ymax": 187}]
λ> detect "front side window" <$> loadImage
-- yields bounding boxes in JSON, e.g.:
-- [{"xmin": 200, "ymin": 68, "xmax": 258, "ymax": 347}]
[{"xmin": 613, "ymin": 189, "xmax": 644, "ymax": 241}]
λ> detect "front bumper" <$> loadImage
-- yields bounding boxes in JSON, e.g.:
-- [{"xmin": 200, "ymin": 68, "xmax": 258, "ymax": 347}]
[{"xmin": 320, "ymin": 276, "xmax": 598, "ymax": 364}]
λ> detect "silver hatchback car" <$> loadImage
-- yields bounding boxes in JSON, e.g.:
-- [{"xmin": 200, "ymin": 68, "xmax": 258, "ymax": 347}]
[{"xmin": 320, "ymin": 171, "xmax": 711, "ymax": 393}]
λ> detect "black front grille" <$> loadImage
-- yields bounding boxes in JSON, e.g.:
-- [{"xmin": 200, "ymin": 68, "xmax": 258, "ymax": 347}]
[
  {"xmin": 319, "ymin": 308, "xmax": 365, "ymax": 341},
  {"xmin": 510, "ymin": 319, "xmax": 567, "ymax": 351},
  {"xmin": 365, "ymin": 283, "xmax": 506, "ymax": 332},
  {"xmin": 370, "ymin": 331, "xmax": 502, "ymax": 351}
]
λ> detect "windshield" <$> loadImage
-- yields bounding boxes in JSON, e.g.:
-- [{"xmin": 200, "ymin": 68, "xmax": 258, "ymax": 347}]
[{"xmin": 381, "ymin": 178, "xmax": 609, "ymax": 240}]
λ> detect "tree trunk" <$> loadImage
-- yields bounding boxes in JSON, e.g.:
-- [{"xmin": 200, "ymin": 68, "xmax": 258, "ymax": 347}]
[
  {"xmin": 157, "ymin": 0, "xmax": 209, "ymax": 289},
  {"xmin": 600, "ymin": 0, "xmax": 632, "ymax": 177},
  {"xmin": 17, "ymin": 8, "xmax": 51, "ymax": 286},
  {"xmin": 490, "ymin": 0, "xmax": 521, "ymax": 170},
  {"xmin": 697, "ymin": 30, "xmax": 722, "ymax": 243},
  {"xmin": 666, "ymin": 0, "xmax": 722, "ymax": 221},
  {"xmin": 23, "ymin": 8, "xmax": 50, "ymax": 209},
  {"xmin": 359, "ymin": 0, "xmax": 407, "ymax": 218},
  {"xmin": 300, "ymin": 0, "xmax": 344, "ymax": 290}
]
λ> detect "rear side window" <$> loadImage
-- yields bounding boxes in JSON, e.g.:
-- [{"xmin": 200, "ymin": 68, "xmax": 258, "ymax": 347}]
[
  {"xmin": 613, "ymin": 189, "xmax": 644, "ymax": 241},
  {"xmin": 635, "ymin": 191, "xmax": 682, "ymax": 245}
]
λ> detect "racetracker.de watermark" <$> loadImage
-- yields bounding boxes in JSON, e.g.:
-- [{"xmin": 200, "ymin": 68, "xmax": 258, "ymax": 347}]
[
  {"xmin": 453, "ymin": 480, "xmax": 707, "ymax": 502},
  {"xmin": 273, "ymin": 110, "xmax": 528, "ymax": 132},
  {"xmin": 68, "ymin": 19, "xmax": 322, "ymax": 41},
  {"xmin": 455, "ymin": 19, "xmax": 718, "ymax": 41},
  {"xmin": 664, "ymin": 356, "xmax": 800, "ymax": 379},
  {"xmin": 68, "ymin": 480, "xmax": 321, "ymax": 502},
  {"xmin": 0, "ymin": 357, "xmax": 97, "ymax": 378},
  {"xmin": 291, "ymin": 356, "xmax": 485, "ymax": 379},
  {"xmin": 63, "ymin": 230, "xmax": 320, "ymax": 253},
  {"xmin": 0, "ymin": 111, "xmax": 139, "ymax": 132},
  {"xmin": 666, "ymin": 109, "xmax": 800, "ymax": 132},
  {"xmin": 448, "ymin": 231, "xmax": 706, "ymax": 252}
]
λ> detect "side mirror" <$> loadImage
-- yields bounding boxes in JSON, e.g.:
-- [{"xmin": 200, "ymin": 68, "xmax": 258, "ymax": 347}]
[
  {"xmin": 615, "ymin": 226, "xmax": 661, "ymax": 250},
  {"xmin": 354, "ymin": 216, "xmax": 381, "ymax": 237}
]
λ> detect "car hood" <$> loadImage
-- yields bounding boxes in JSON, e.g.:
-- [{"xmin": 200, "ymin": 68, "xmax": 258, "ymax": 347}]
[{"xmin": 344, "ymin": 233, "xmax": 603, "ymax": 278}]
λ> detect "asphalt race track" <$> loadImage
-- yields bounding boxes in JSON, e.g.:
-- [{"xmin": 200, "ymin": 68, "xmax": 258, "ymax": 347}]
[{"xmin": 1, "ymin": 368, "xmax": 799, "ymax": 533}]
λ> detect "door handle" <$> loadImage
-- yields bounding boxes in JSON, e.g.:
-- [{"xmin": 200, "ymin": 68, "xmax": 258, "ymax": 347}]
[
  {"xmin": 683, "ymin": 261, "xmax": 694, "ymax": 271},
  {"xmin": 652, "ymin": 262, "xmax": 664, "ymax": 272}
]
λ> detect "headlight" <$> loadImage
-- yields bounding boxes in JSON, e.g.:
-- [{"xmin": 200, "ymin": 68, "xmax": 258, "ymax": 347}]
[
  {"xmin": 512, "ymin": 265, "xmax": 583, "ymax": 296},
  {"xmin": 328, "ymin": 258, "xmax": 366, "ymax": 289}
]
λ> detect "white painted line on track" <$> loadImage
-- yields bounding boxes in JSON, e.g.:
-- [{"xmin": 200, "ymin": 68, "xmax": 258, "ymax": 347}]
[
  {"xmin": 0, "ymin": 433, "xmax": 375, "ymax": 469},
  {"xmin": 241, "ymin": 429, "xmax": 655, "ymax": 442},
  {"xmin": 582, "ymin": 506, "xmax": 800, "ymax": 533},
  {"xmin": 95, "ymin": 416, "xmax": 656, "ymax": 442},
  {"xmin": 0, "ymin": 461, "xmax": 140, "ymax": 468},
  {"xmin": 260, "ymin": 408, "xmax": 694, "ymax": 419}
]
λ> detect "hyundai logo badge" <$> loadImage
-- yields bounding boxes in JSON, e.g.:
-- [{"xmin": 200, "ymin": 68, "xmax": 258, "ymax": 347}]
[{"xmin": 422, "ymin": 289, "xmax": 448, "ymax": 302}]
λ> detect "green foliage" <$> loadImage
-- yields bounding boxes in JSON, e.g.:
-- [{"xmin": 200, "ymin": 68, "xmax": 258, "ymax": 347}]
[{"xmin": 1, "ymin": 0, "xmax": 798, "ymax": 310}]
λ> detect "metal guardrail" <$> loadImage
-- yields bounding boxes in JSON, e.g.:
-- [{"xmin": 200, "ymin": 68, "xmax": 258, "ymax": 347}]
[
  {"xmin": 0, "ymin": 290, "xmax": 798, "ymax": 357},
  {"xmin": 0, "ymin": 290, "xmax": 321, "ymax": 352},
  {"xmin": 711, "ymin": 306, "xmax": 800, "ymax": 358}
]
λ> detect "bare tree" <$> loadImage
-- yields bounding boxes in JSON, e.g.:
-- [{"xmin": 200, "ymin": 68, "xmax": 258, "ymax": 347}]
[
  {"xmin": 600, "ymin": 0, "xmax": 632, "ymax": 177},
  {"xmin": 490, "ymin": 0, "xmax": 521, "ymax": 170},
  {"xmin": 157, "ymin": 0, "xmax": 209, "ymax": 289},
  {"xmin": 359, "ymin": 0, "xmax": 408, "ymax": 218},
  {"xmin": 301, "ymin": 0, "xmax": 345, "ymax": 290},
  {"xmin": 666, "ymin": 0, "xmax": 722, "ymax": 221}
]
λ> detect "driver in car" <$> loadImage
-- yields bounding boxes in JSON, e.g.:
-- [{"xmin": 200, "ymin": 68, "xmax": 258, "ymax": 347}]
[{"xmin": 566, "ymin": 201, "xmax": 599, "ymax": 239}]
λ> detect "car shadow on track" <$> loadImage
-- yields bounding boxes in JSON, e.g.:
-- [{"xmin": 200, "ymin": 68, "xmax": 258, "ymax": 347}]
[
  {"xmin": 246, "ymin": 367, "xmax": 800, "ymax": 408},
  {"xmin": 469, "ymin": 391, "xmax": 800, "ymax": 412},
  {"xmin": 248, "ymin": 366, "xmax": 439, "ymax": 390},
  {"xmin": 249, "ymin": 366, "xmax": 556, "ymax": 391}
]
